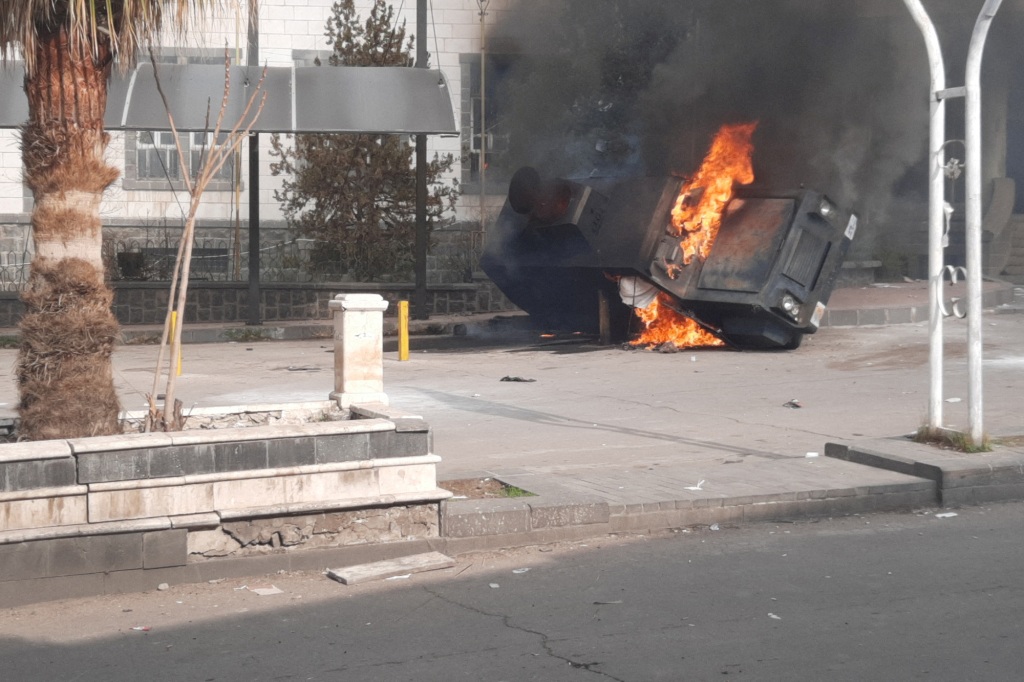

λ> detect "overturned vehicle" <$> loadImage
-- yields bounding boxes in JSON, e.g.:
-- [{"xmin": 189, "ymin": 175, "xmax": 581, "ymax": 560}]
[{"xmin": 480, "ymin": 166, "xmax": 858, "ymax": 350}]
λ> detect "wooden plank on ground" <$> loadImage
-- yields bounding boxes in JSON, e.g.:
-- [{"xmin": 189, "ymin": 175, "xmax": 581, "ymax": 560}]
[{"xmin": 327, "ymin": 552, "xmax": 455, "ymax": 585}]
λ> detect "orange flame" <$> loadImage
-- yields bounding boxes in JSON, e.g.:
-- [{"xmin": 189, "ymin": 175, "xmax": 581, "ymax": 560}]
[
  {"xmin": 631, "ymin": 122, "xmax": 757, "ymax": 349},
  {"xmin": 633, "ymin": 293, "xmax": 725, "ymax": 348},
  {"xmin": 673, "ymin": 122, "xmax": 757, "ymax": 264}
]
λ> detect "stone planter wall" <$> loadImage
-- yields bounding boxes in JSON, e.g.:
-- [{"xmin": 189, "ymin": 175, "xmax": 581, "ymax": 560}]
[
  {"xmin": 0, "ymin": 294, "xmax": 452, "ymax": 603},
  {"xmin": 0, "ymin": 404, "xmax": 450, "ymax": 592}
]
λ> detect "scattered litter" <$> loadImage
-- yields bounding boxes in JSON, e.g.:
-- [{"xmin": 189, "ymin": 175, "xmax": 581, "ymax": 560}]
[
  {"xmin": 945, "ymin": 397, "xmax": 962, "ymax": 403},
  {"xmin": 233, "ymin": 585, "xmax": 248, "ymax": 591},
  {"xmin": 252, "ymin": 586, "xmax": 284, "ymax": 596},
  {"xmin": 710, "ymin": 523, "xmax": 720, "ymax": 531},
  {"xmin": 385, "ymin": 574, "xmax": 412, "ymax": 581},
  {"xmin": 783, "ymin": 399, "xmax": 802, "ymax": 409},
  {"xmin": 131, "ymin": 626, "xmax": 151, "ymax": 632},
  {"xmin": 327, "ymin": 552, "xmax": 455, "ymax": 585},
  {"xmin": 500, "ymin": 376, "xmax": 536, "ymax": 383},
  {"xmin": 157, "ymin": 583, "xmax": 169, "ymax": 591},
  {"xmin": 593, "ymin": 600, "xmax": 623, "ymax": 605},
  {"xmin": 690, "ymin": 355, "xmax": 697, "ymax": 362},
  {"xmin": 208, "ymin": 578, "xmax": 226, "ymax": 584},
  {"xmin": 472, "ymin": 394, "xmax": 481, "ymax": 398},
  {"xmin": 768, "ymin": 613, "xmax": 782, "ymax": 620},
  {"xmin": 512, "ymin": 568, "xmax": 531, "ymax": 574},
  {"xmin": 684, "ymin": 479, "xmax": 706, "ymax": 491},
  {"xmin": 489, "ymin": 583, "xmax": 500, "ymax": 589},
  {"xmin": 806, "ymin": 452, "xmax": 819, "ymax": 458},
  {"xmin": 452, "ymin": 495, "xmax": 469, "ymax": 500},
  {"xmin": 286, "ymin": 365, "xmax": 320, "ymax": 372},
  {"xmin": 935, "ymin": 512, "xmax": 958, "ymax": 518}
]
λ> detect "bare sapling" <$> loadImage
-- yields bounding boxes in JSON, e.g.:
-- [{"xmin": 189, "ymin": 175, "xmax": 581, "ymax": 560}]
[{"xmin": 145, "ymin": 50, "xmax": 267, "ymax": 431}]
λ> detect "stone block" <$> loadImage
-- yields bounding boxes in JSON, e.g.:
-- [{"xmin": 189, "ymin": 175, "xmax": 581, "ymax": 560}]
[
  {"xmin": 858, "ymin": 308, "xmax": 887, "ymax": 326},
  {"xmin": 442, "ymin": 498, "xmax": 531, "ymax": 538},
  {"xmin": 887, "ymin": 307, "xmax": 914, "ymax": 324},
  {"xmin": 48, "ymin": 533, "xmax": 143, "ymax": 577},
  {"xmin": 828, "ymin": 309, "xmax": 858, "ymax": 327},
  {"xmin": 267, "ymin": 437, "xmax": 316, "ymax": 468},
  {"xmin": 529, "ymin": 500, "xmax": 610, "ymax": 529},
  {"xmin": 214, "ymin": 441, "xmax": 268, "ymax": 472},
  {"xmin": 285, "ymin": 469, "xmax": 380, "ymax": 505},
  {"xmin": 943, "ymin": 466, "xmax": 1024, "ymax": 489},
  {"xmin": 0, "ymin": 493, "xmax": 87, "ymax": 531},
  {"xmin": 378, "ymin": 463, "xmax": 437, "ymax": 495},
  {"xmin": 213, "ymin": 475, "xmax": 288, "ymax": 511},
  {"xmin": 143, "ymin": 529, "xmax": 187, "ymax": 569},
  {"xmin": 372, "ymin": 431, "xmax": 430, "ymax": 459},
  {"xmin": 2, "ymin": 458, "xmax": 77, "ymax": 491},
  {"xmin": 89, "ymin": 482, "xmax": 215, "ymax": 522},
  {"xmin": 315, "ymin": 432, "xmax": 371, "ymax": 463},
  {"xmin": 76, "ymin": 449, "xmax": 151, "ymax": 484},
  {"xmin": 0, "ymin": 540, "xmax": 51, "ymax": 582},
  {"xmin": 148, "ymin": 445, "xmax": 216, "ymax": 478},
  {"xmin": 0, "ymin": 440, "xmax": 72, "ymax": 463}
]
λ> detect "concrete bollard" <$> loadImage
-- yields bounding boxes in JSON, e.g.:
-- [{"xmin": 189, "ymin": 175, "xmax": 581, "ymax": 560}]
[{"xmin": 329, "ymin": 293, "xmax": 390, "ymax": 408}]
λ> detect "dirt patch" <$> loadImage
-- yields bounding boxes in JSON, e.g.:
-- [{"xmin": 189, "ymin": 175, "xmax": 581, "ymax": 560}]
[{"xmin": 440, "ymin": 477, "xmax": 533, "ymax": 499}]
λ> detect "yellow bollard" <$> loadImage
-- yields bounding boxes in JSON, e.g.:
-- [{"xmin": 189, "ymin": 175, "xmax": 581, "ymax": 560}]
[
  {"xmin": 169, "ymin": 311, "xmax": 182, "ymax": 376},
  {"xmin": 398, "ymin": 300, "xmax": 410, "ymax": 361}
]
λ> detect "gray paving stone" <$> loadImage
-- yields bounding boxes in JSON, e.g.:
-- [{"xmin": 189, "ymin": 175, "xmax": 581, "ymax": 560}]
[
  {"xmin": 149, "ymin": 445, "xmax": 216, "ymax": 478},
  {"xmin": 1, "ymin": 457, "xmax": 77, "ymax": 491},
  {"xmin": 214, "ymin": 440, "xmax": 268, "ymax": 472},
  {"xmin": 76, "ymin": 449, "xmax": 151, "ymax": 483},
  {"xmin": 315, "ymin": 432, "xmax": 371, "ymax": 463},
  {"xmin": 373, "ymin": 431, "xmax": 430, "ymax": 459},
  {"xmin": 267, "ymin": 437, "xmax": 316, "ymax": 468}
]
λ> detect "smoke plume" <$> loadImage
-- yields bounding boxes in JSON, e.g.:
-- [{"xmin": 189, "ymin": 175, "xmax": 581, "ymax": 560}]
[{"xmin": 489, "ymin": 0, "xmax": 1012, "ymax": 255}]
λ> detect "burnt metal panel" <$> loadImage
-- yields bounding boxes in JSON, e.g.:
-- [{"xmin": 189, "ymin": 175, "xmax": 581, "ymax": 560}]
[{"xmin": 698, "ymin": 198, "xmax": 794, "ymax": 293}]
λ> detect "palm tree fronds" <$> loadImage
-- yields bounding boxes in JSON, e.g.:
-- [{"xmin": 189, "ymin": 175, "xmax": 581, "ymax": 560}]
[{"xmin": 0, "ymin": 0, "xmax": 246, "ymax": 75}]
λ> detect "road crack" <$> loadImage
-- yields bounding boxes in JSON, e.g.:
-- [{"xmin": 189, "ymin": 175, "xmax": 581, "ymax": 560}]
[{"xmin": 422, "ymin": 587, "xmax": 627, "ymax": 681}]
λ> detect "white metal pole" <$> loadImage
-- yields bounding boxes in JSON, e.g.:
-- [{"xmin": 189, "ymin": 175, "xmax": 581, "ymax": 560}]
[
  {"xmin": 902, "ymin": 0, "xmax": 946, "ymax": 431},
  {"xmin": 964, "ymin": 0, "xmax": 1004, "ymax": 444}
]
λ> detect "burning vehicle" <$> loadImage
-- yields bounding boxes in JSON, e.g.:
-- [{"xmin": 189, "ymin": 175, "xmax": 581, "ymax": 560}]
[{"xmin": 480, "ymin": 124, "xmax": 858, "ymax": 350}]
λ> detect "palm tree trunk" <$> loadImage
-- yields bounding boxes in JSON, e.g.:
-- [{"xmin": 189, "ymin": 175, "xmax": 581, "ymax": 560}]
[{"xmin": 17, "ymin": 27, "xmax": 122, "ymax": 440}]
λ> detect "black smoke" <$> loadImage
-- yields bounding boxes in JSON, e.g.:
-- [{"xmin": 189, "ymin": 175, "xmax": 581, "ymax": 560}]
[{"xmin": 488, "ymin": 0, "xmax": 1009, "ymax": 256}]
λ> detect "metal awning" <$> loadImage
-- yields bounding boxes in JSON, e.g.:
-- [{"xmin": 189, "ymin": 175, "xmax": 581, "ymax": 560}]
[{"xmin": 0, "ymin": 63, "xmax": 457, "ymax": 134}]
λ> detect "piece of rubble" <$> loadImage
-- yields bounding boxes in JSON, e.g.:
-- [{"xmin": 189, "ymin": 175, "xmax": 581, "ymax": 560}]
[{"xmin": 327, "ymin": 552, "xmax": 455, "ymax": 585}]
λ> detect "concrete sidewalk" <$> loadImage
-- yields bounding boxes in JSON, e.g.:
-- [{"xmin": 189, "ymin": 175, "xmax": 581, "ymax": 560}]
[{"xmin": 1, "ymin": 280, "xmax": 1022, "ymax": 558}]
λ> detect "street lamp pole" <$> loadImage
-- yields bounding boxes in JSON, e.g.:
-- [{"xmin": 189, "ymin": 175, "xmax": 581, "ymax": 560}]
[
  {"xmin": 964, "ymin": 0, "xmax": 1004, "ymax": 444},
  {"xmin": 903, "ymin": 0, "xmax": 1004, "ymax": 446},
  {"xmin": 477, "ymin": 0, "xmax": 490, "ymax": 236},
  {"xmin": 413, "ymin": 0, "xmax": 429, "ymax": 319}
]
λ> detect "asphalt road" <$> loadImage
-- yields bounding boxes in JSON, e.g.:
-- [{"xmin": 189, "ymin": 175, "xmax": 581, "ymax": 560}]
[{"xmin": 1, "ymin": 502, "xmax": 1022, "ymax": 681}]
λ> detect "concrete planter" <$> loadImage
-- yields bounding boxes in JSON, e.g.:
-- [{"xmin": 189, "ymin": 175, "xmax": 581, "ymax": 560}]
[
  {"xmin": 0, "ymin": 294, "xmax": 452, "ymax": 603},
  {"xmin": 0, "ymin": 402, "xmax": 450, "ymax": 587}
]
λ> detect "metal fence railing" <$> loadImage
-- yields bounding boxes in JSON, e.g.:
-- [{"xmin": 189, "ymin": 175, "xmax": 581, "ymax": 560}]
[{"xmin": 0, "ymin": 229, "xmax": 482, "ymax": 289}]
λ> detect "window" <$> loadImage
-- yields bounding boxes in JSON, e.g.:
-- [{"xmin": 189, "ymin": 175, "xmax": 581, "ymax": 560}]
[{"xmin": 123, "ymin": 49, "xmax": 239, "ymax": 191}]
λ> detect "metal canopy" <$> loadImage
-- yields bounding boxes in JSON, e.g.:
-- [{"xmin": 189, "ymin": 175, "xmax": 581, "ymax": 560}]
[{"xmin": 0, "ymin": 63, "xmax": 457, "ymax": 134}]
